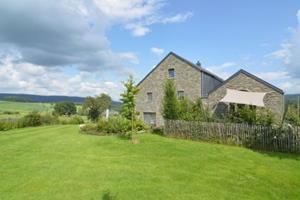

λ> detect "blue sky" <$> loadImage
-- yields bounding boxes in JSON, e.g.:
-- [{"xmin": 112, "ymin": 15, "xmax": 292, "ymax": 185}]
[{"xmin": 0, "ymin": 0, "xmax": 299, "ymax": 99}]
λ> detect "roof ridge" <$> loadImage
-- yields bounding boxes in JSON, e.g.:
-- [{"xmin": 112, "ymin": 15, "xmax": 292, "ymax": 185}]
[
  {"xmin": 169, "ymin": 52, "xmax": 224, "ymax": 82},
  {"xmin": 208, "ymin": 69, "xmax": 284, "ymax": 95}
]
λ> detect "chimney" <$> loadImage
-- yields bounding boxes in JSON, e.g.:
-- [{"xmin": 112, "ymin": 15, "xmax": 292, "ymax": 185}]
[{"xmin": 196, "ymin": 61, "xmax": 201, "ymax": 67}]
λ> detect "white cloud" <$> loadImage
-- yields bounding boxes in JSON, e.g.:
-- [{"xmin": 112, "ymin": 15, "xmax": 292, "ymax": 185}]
[
  {"xmin": 0, "ymin": 54, "xmax": 124, "ymax": 100},
  {"xmin": 206, "ymin": 62, "xmax": 237, "ymax": 79},
  {"xmin": 92, "ymin": 0, "xmax": 192, "ymax": 37},
  {"xmin": 160, "ymin": 12, "xmax": 193, "ymax": 24},
  {"xmin": 150, "ymin": 47, "xmax": 165, "ymax": 56},
  {"xmin": 255, "ymin": 71, "xmax": 290, "ymax": 81},
  {"xmin": 269, "ymin": 9, "xmax": 300, "ymax": 78},
  {"xmin": 118, "ymin": 52, "xmax": 140, "ymax": 64},
  {"xmin": 0, "ymin": 0, "xmax": 192, "ymax": 97},
  {"xmin": 126, "ymin": 24, "xmax": 151, "ymax": 37}
]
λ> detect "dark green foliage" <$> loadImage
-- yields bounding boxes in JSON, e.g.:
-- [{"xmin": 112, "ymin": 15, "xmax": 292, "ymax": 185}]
[
  {"xmin": 285, "ymin": 104, "xmax": 300, "ymax": 126},
  {"xmin": 2, "ymin": 111, "xmax": 20, "ymax": 115},
  {"xmin": 178, "ymin": 98, "xmax": 192, "ymax": 120},
  {"xmin": 0, "ymin": 113, "xmax": 84, "ymax": 132},
  {"xmin": 102, "ymin": 190, "xmax": 117, "ymax": 200},
  {"xmin": 83, "ymin": 94, "xmax": 112, "ymax": 122},
  {"xmin": 177, "ymin": 97, "xmax": 211, "ymax": 121},
  {"xmin": 0, "ymin": 121, "xmax": 18, "ymax": 131},
  {"xmin": 53, "ymin": 101, "xmax": 77, "ymax": 116},
  {"xmin": 120, "ymin": 76, "xmax": 139, "ymax": 121},
  {"xmin": 18, "ymin": 112, "xmax": 42, "ymax": 127},
  {"xmin": 3, "ymin": 96, "xmax": 33, "ymax": 102},
  {"xmin": 162, "ymin": 79, "xmax": 179, "ymax": 119},
  {"xmin": 97, "ymin": 116, "xmax": 131, "ymax": 134},
  {"xmin": 226, "ymin": 106, "xmax": 275, "ymax": 126},
  {"xmin": 191, "ymin": 98, "xmax": 211, "ymax": 121}
]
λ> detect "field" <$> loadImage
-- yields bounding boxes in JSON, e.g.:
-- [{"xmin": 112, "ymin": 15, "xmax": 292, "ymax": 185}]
[
  {"xmin": 0, "ymin": 101, "xmax": 53, "ymax": 119},
  {"xmin": 0, "ymin": 101, "xmax": 86, "ymax": 120},
  {"xmin": 1, "ymin": 125, "xmax": 300, "ymax": 200}
]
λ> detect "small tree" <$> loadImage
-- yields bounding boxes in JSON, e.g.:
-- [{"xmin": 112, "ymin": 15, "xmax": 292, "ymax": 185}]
[
  {"xmin": 178, "ymin": 98, "xmax": 193, "ymax": 120},
  {"xmin": 191, "ymin": 97, "xmax": 210, "ymax": 121},
  {"xmin": 120, "ymin": 76, "xmax": 139, "ymax": 122},
  {"xmin": 82, "ymin": 94, "xmax": 112, "ymax": 122},
  {"xmin": 53, "ymin": 101, "xmax": 77, "ymax": 116},
  {"xmin": 162, "ymin": 79, "xmax": 179, "ymax": 119}
]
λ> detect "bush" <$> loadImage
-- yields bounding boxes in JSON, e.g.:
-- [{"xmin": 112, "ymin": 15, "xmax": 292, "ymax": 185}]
[
  {"xmin": 97, "ymin": 116, "xmax": 131, "ymax": 134},
  {"xmin": 226, "ymin": 106, "xmax": 275, "ymax": 126},
  {"xmin": 2, "ymin": 111, "xmax": 20, "ymax": 115},
  {"xmin": 0, "ymin": 121, "xmax": 18, "ymax": 131},
  {"xmin": 135, "ymin": 119, "xmax": 149, "ymax": 131},
  {"xmin": 18, "ymin": 112, "xmax": 42, "ymax": 128},
  {"xmin": 53, "ymin": 101, "xmax": 77, "ymax": 116},
  {"xmin": 105, "ymin": 116, "xmax": 131, "ymax": 134},
  {"xmin": 79, "ymin": 123, "xmax": 98, "ymax": 135},
  {"xmin": 59, "ymin": 115, "xmax": 84, "ymax": 125},
  {"xmin": 40, "ymin": 113, "xmax": 59, "ymax": 125}
]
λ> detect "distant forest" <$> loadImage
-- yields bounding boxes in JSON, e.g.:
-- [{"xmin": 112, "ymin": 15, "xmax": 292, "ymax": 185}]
[{"xmin": 0, "ymin": 93, "xmax": 122, "ymax": 110}]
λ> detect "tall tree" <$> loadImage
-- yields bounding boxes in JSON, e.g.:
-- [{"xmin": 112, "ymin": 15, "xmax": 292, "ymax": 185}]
[
  {"xmin": 120, "ymin": 76, "xmax": 139, "ymax": 121},
  {"xmin": 162, "ymin": 79, "xmax": 179, "ymax": 119},
  {"xmin": 82, "ymin": 94, "xmax": 112, "ymax": 122}
]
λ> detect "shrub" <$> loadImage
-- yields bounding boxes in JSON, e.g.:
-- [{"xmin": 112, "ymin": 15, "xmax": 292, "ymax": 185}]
[
  {"xmin": 0, "ymin": 121, "xmax": 18, "ymax": 131},
  {"xmin": 285, "ymin": 104, "xmax": 300, "ymax": 126},
  {"xmin": 53, "ymin": 101, "xmax": 77, "ymax": 116},
  {"xmin": 69, "ymin": 115, "xmax": 84, "ymax": 124},
  {"xmin": 40, "ymin": 113, "xmax": 59, "ymax": 125},
  {"xmin": 105, "ymin": 116, "xmax": 131, "ymax": 134},
  {"xmin": 3, "ymin": 111, "xmax": 20, "ymax": 115},
  {"xmin": 97, "ymin": 116, "xmax": 131, "ymax": 134},
  {"xmin": 226, "ymin": 106, "xmax": 275, "ymax": 126},
  {"xmin": 135, "ymin": 119, "xmax": 149, "ymax": 131},
  {"xmin": 256, "ymin": 108, "xmax": 275, "ymax": 126},
  {"xmin": 18, "ymin": 112, "xmax": 42, "ymax": 127},
  {"xmin": 79, "ymin": 123, "xmax": 98, "ymax": 135},
  {"xmin": 59, "ymin": 115, "xmax": 84, "ymax": 125}
]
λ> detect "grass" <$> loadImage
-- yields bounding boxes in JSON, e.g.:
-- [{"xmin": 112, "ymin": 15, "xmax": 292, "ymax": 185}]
[
  {"xmin": 0, "ymin": 101, "xmax": 53, "ymax": 119},
  {"xmin": 0, "ymin": 101, "xmax": 85, "ymax": 120},
  {"xmin": 1, "ymin": 125, "xmax": 300, "ymax": 200}
]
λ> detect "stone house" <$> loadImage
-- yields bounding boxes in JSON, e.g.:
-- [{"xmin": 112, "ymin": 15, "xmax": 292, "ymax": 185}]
[{"xmin": 136, "ymin": 52, "xmax": 284, "ymax": 126}]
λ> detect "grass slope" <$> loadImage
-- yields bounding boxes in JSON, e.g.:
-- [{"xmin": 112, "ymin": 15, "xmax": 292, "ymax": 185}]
[{"xmin": 1, "ymin": 126, "xmax": 300, "ymax": 200}]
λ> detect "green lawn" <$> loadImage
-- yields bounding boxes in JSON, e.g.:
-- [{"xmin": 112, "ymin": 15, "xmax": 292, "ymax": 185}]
[{"xmin": 1, "ymin": 125, "xmax": 300, "ymax": 200}]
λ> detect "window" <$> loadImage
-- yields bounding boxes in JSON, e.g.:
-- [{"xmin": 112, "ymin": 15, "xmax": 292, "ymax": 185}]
[
  {"xmin": 147, "ymin": 92, "xmax": 153, "ymax": 102},
  {"xmin": 177, "ymin": 91, "xmax": 184, "ymax": 100},
  {"xmin": 168, "ymin": 68, "xmax": 175, "ymax": 78},
  {"xmin": 143, "ymin": 112, "xmax": 156, "ymax": 126}
]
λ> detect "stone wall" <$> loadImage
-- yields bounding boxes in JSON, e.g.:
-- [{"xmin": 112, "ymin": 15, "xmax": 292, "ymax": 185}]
[
  {"xmin": 136, "ymin": 54, "xmax": 202, "ymax": 126},
  {"xmin": 207, "ymin": 72, "xmax": 284, "ymax": 120}
]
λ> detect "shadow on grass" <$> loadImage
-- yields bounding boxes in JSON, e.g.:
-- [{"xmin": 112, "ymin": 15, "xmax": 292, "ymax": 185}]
[
  {"xmin": 102, "ymin": 190, "xmax": 117, "ymax": 200},
  {"xmin": 256, "ymin": 150, "xmax": 300, "ymax": 161}
]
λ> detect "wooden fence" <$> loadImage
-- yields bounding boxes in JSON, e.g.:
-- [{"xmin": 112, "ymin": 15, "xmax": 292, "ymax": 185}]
[{"xmin": 164, "ymin": 120, "xmax": 300, "ymax": 153}]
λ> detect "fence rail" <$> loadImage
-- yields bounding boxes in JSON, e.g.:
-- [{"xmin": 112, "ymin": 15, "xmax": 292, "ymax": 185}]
[{"xmin": 164, "ymin": 120, "xmax": 300, "ymax": 153}]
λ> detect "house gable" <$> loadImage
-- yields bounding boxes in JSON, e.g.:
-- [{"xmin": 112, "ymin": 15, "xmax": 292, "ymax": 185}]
[
  {"xmin": 207, "ymin": 69, "xmax": 284, "ymax": 118},
  {"xmin": 137, "ymin": 51, "xmax": 223, "ymax": 87},
  {"xmin": 208, "ymin": 69, "xmax": 284, "ymax": 95}
]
